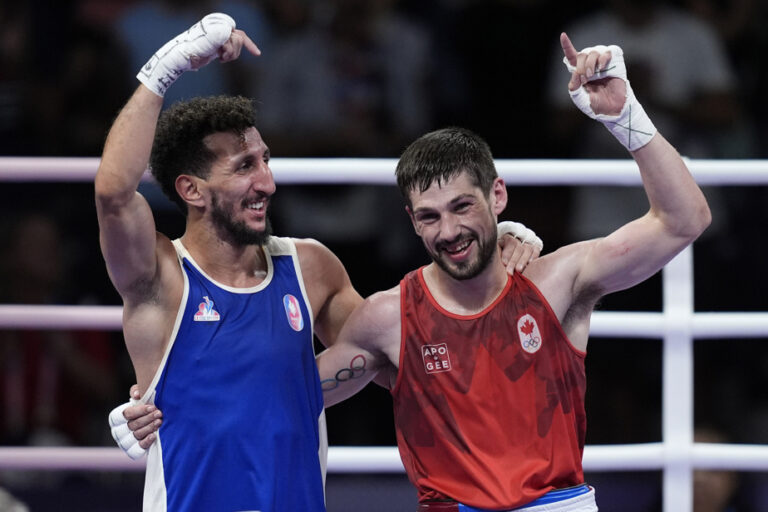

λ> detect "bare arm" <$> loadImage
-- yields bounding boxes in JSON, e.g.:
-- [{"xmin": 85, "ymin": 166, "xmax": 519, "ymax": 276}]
[
  {"xmin": 295, "ymin": 239, "xmax": 396, "ymax": 392},
  {"xmin": 95, "ymin": 16, "xmax": 259, "ymax": 298},
  {"xmin": 95, "ymin": 84, "xmax": 186, "ymax": 392},
  {"xmin": 295, "ymin": 239, "xmax": 364, "ymax": 348},
  {"xmin": 94, "ymin": 86, "xmax": 164, "ymax": 298},
  {"xmin": 316, "ymin": 287, "xmax": 401, "ymax": 407},
  {"xmin": 526, "ymin": 35, "xmax": 712, "ymax": 352},
  {"xmin": 560, "ymin": 33, "xmax": 711, "ymax": 298},
  {"xmin": 574, "ymin": 135, "xmax": 710, "ymax": 297}
]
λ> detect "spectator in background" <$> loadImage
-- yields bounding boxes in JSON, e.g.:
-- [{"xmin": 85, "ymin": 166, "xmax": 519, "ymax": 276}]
[
  {"xmin": 693, "ymin": 425, "xmax": 741, "ymax": 512},
  {"xmin": 0, "ymin": 214, "xmax": 119, "ymax": 447},
  {"xmin": 679, "ymin": 0, "xmax": 768, "ymax": 321},
  {"xmin": 259, "ymin": 0, "xmax": 316, "ymax": 49},
  {"xmin": 544, "ymin": 0, "xmax": 744, "ymax": 245},
  {"xmin": 258, "ymin": 0, "xmax": 430, "ymax": 157},
  {"xmin": 0, "ymin": 4, "xmax": 35, "ymax": 155},
  {"xmin": 683, "ymin": 0, "xmax": 768, "ymax": 157},
  {"xmin": 430, "ymin": 0, "xmax": 580, "ymax": 253},
  {"xmin": 261, "ymin": 0, "xmax": 432, "ymax": 302},
  {"xmin": 34, "ymin": 23, "xmax": 133, "ymax": 156},
  {"xmin": 1, "ymin": 1, "xmax": 133, "ymax": 157},
  {"xmin": 434, "ymin": 0, "xmax": 570, "ymax": 158},
  {"xmin": 546, "ymin": 0, "xmax": 745, "ymax": 160},
  {"xmin": 684, "ymin": 0, "xmax": 755, "ymax": 48}
]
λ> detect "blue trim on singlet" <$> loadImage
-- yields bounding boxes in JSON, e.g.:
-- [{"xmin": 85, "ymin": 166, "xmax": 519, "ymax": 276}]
[{"xmin": 457, "ymin": 485, "xmax": 591, "ymax": 511}]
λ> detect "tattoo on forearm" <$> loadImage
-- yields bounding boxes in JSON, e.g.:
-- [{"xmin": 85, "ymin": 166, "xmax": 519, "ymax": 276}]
[{"xmin": 321, "ymin": 354, "xmax": 367, "ymax": 391}]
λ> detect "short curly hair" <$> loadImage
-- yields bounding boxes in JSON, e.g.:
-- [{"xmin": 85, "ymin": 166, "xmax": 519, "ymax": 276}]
[
  {"xmin": 150, "ymin": 95, "xmax": 258, "ymax": 213},
  {"xmin": 395, "ymin": 127, "xmax": 497, "ymax": 208}
]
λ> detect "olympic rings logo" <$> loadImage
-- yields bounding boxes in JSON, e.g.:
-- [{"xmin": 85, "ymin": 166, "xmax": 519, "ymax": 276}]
[
  {"xmin": 321, "ymin": 354, "xmax": 367, "ymax": 391},
  {"xmin": 523, "ymin": 335, "xmax": 540, "ymax": 350}
]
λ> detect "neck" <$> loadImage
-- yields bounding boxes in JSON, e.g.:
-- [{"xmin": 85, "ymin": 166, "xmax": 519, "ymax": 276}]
[
  {"xmin": 422, "ymin": 250, "xmax": 509, "ymax": 315},
  {"xmin": 181, "ymin": 222, "xmax": 268, "ymax": 287}
]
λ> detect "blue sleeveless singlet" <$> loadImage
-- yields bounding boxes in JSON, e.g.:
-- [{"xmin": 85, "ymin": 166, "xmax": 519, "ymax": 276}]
[{"xmin": 142, "ymin": 238, "xmax": 327, "ymax": 512}]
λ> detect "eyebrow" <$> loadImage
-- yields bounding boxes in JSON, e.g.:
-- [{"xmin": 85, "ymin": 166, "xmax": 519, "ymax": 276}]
[
  {"xmin": 232, "ymin": 143, "xmax": 269, "ymax": 167},
  {"xmin": 412, "ymin": 193, "xmax": 477, "ymax": 214},
  {"xmin": 450, "ymin": 193, "xmax": 476, "ymax": 204}
]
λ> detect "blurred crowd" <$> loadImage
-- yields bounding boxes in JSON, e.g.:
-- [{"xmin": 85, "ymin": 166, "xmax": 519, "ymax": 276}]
[
  {"xmin": 1, "ymin": 0, "xmax": 767, "ymax": 510},
  {"xmin": 2, "ymin": 0, "xmax": 768, "ymax": 159}
]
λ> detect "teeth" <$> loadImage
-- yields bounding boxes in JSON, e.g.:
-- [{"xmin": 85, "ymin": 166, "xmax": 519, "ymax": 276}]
[{"xmin": 446, "ymin": 240, "xmax": 471, "ymax": 254}]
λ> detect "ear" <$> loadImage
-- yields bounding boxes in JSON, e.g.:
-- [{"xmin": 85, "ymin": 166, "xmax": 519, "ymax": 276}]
[
  {"xmin": 175, "ymin": 174, "xmax": 205, "ymax": 208},
  {"xmin": 490, "ymin": 177, "xmax": 507, "ymax": 216},
  {"xmin": 405, "ymin": 205, "xmax": 421, "ymax": 236}
]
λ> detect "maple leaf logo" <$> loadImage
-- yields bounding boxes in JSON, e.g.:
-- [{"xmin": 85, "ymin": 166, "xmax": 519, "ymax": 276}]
[{"xmin": 520, "ymin": 319, "xmax": 535, "ymax": 335}]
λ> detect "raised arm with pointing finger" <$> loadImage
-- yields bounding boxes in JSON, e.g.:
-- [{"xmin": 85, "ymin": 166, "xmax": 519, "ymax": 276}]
[
  {"xmin": 96, "ymin": 13, "xmax": 264, "ymax": 393},
  {"xmin": 96, "ymin": 14, "xmax": 349, "ymax": 512},
  {"xmin": 312, "ymin": 33, "xmax": 711, "ymax": 511}
]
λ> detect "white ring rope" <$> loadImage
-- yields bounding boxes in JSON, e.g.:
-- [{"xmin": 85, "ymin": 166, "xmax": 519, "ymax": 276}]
[
  {"xmin": 2, "ymin": 443, "xmax": 768, "ymax": 472},
  {"xmin": 0, "ymin": 306, "xmax": 767, "ymax": 338},
  {"xmin": 1, "ymin": 157, "xmax": 766, "ymax": 512},
  {"xmin": 2, "ymin": 157, "xmax": 768, "ymax": 184}
]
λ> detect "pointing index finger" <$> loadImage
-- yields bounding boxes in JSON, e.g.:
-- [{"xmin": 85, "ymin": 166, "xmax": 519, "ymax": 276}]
[
  {"xmin": 560, "ymin": 32, "xmax": 578, "ymax": 65},
  {"xmin": 241, "ymin": 31, "xmax": 261, "ymax": 57}
]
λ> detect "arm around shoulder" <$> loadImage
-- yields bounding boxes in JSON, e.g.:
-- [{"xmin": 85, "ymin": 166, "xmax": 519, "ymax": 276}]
[{"xmin": 316, "ymin": 286, "xmax": 401, "ymax": 407}]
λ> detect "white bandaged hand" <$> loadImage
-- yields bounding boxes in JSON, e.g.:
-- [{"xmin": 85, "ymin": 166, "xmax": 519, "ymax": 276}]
[
  {"xmin": 108, "ymin": 399, "xmax": 146, "ymax": 460},
  {"xmin": 563, "ymin": 44, "xmax": 657, "ymax": 151},
  {"xmin": 497, "ymin": 221, "xmax": 543, "ymax": 252},
  {"xmin": 137, "ymin": 13, "xmax": 236, "ymax": 97}
]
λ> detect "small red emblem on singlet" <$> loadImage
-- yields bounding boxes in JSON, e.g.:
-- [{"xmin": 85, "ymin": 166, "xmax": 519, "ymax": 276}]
[
  {"xmin": 421, "ymin": 343, "xmax": 452, "ymax": 374},
  {"xmin": 283, "ymin": 294, "xmax": 304, "ymax": 331},
  {"xmin": 517, "ymin": 314, "xmax": 542, "ymax": 354}
]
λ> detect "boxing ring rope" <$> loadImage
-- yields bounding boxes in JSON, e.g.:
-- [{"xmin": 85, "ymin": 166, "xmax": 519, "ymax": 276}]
[
  {"xmin": 1, "ymin": 305, "xmax": 767, "ymax": 338},
  {"xmin": 1, "ymin": 157, "xmax": 767, "ymax": 512},
  {"xmin": 1, "ymin": 156, "xmax": 768, "ymax": 184}
]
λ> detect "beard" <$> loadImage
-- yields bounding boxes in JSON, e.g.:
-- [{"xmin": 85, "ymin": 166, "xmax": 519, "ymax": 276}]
[
  {"xmin": 211, "ymin": 192, "xmax": 273, "ymax": 246},
  {"xmin": 428, "ymin": 228, "xmax": 497, "ymax": 281}
]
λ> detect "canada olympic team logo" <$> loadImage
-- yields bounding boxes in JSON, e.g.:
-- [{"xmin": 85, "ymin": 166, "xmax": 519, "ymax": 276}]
[
  {"xmin": 517, "ymin": 313, "xmax": 542, "ymax": 354},
  {"xmin": 283, "ymin": 294, "xmax": 304, "ymax": 331}
]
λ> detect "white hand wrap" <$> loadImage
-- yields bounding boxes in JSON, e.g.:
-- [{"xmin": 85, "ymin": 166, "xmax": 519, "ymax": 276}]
[
  {"xmin": 563, "ymin": 44, "xmax": 657, "ymax": 151},
  {"xmin": 108, "ymin": 399, "xmax": 146, "ymax": 460},
  {"xmin": 137, "ymin": 13, "xmax": 236, "ymax": 97},
  {"xmin": 497, "ymin": 221, "xmax": 543, "ymax": 252}
]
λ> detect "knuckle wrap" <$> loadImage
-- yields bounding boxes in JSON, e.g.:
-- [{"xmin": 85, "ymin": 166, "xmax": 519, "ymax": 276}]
[
  {"xmin": 497, "ymin": 221, "xmax": 544, "ymax": 252},
  {"xmin": 563, "ymin": 44, "xmax": 657, "ymax": 151},
  {"xmin": 108, "ymin": 399, "xmax": 147, "ymax": 461},
  {"xmin": 136, "ymin": 13, "xmax": 236, "ymax": 97}
]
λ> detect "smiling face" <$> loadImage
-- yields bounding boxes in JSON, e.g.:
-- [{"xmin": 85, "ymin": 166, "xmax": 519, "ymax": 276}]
[
  {"xmin": 407, "ymin": 172, "xmax": 507, "ymax": 281},
  {"xmin": 201, "ymin": 126, "xmax": 276, "ymax": 246}
]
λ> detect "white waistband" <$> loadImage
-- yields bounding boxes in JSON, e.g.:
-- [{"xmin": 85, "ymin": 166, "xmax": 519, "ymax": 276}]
[{"xmin": 514, "ymin": 488, "xmax": 597, "ymax": 512}]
